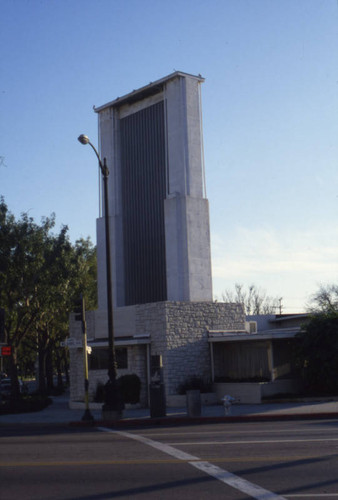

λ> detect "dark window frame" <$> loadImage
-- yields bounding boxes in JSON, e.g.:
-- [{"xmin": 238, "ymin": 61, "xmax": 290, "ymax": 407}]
[{"xmin": 89, "ymin": 347, "xmax": 128, "ymax": 370}]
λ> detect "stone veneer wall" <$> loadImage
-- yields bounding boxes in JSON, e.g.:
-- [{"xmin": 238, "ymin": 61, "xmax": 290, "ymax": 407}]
[
  {"xmin": 69, "ymin": 315, "xmax": 148, "ymax": 404},
  {"xmin": 134, "ymin": 301, "xmax": 245, "ymax": 395},
  {"xmin": 69, "ymin": 301, "xmax": 245, "ymax": 405},
  {"xmin": 86, "ymin": 345, "xmax": 148, "ymax": 405}
]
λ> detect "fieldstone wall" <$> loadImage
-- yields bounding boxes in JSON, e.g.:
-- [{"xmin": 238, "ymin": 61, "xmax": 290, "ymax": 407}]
[
  {"xmin": 86, "ymin": 344, "xmax": 148, "ymax": 406},
  {"xmin": 69, "ymin": 301, "xmax": 245, "ymax": 405},
  {"xmin": 69, "ymin": 312, "xmax": 148, "ymax": 405},
  {"xmin": 134, "ymin": 301, "xmax": 244, "ymax": 395}
]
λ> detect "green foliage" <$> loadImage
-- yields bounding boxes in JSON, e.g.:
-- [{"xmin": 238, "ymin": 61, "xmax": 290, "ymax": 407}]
[
  {"xmin": 94, "ymin": 382, "xmax": 105, "ymax": 402},
  {"xmin": 177, "ymin": 376, "xmax": 212, "ymax": 395},
  {"xmin": 0, "ymin": 197, "xmax": 97, "ymax": 396},
  {"xmin": 296, "ymin": 311, "xmax": 338, "ymax": 394},
  {"xmin": 0, "ymin": 395, "xmax": 52, "ymax": 415},
  {"xmin": 94, "ymin": 375, "xmax": 142, "ymax": 404}
]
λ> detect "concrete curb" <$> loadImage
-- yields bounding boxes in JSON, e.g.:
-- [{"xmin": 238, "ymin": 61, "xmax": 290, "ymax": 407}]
[{"xmin": 69, "ymin": 411, "xmax": 338, "ymax": 428}]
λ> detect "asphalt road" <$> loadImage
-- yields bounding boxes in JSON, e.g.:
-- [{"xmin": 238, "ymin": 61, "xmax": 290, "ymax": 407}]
[{"xmin": 1, "ymin": 419, "xmax": 338, "ymax": 499}]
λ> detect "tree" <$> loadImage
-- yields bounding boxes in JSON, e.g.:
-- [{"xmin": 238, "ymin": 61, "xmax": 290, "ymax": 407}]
[
  {"xmin": 33, "ymin": 235, "xmax": 97, "ymax": 395},
  {"xmin": 293, "ymin": 283, "xmax": 338, "ymax": 395},
  {"xmin": 0, "ymin": 198, "xmax": 55, "ymax": 395},
  {"xmin": 307, "ymin": 284, "xmax": 338, "ymax": 313},
  {"xmin": 0, "ymin": 197, "xmax": 97, "ymax": 397},
  {"xmin": 296, "ymin": 311, "xmax": 338, "ymax": 394},
  {"xmin": 221, "ymin": 283, "xmax": 282, "ymax": 315}
]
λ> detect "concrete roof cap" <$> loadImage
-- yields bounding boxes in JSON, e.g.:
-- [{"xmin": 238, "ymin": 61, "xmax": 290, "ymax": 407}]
[{"xmin": 94, "ymin": 71, "xmax": 205, "ymax": 113}]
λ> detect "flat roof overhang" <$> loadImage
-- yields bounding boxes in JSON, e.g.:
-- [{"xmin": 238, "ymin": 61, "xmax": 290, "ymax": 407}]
[
  {"xmin": 88, "ymin": 334, "xmax": 151, "ymax": 347},
  {"xmin": 94, "ymin": 71, "xmax": 205, "ymax": 113},
  {"xmin": 272, "ymin": 313, "xmax": 309, "ymax": 323},
  {"xmin": 208, "ymin": 328, "xmax": 300, "ymax": 343}
]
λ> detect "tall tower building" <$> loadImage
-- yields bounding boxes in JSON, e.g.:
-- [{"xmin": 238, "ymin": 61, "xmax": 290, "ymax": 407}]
[
  {"xmin": 70, "ymin": 73, "xmax": 246, "ymax": 407},
  {"xmin": 95, "ymin": 71, "xmax": 212, "ymax": 308}
]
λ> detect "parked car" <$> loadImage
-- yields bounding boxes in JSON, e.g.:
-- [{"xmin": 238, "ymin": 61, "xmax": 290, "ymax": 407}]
[
  {"xmin": 0, "ymin": 378, "xmax": 12, "ymax": 398},
  {"xmin": 0, "ymin": 378, "xmax": 26, "ymax": 398}
]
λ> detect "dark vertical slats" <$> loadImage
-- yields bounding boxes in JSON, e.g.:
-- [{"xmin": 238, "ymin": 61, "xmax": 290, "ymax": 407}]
[{"xmin": 120, "ymin": 101, "xmax": 167, "ymax": 305}]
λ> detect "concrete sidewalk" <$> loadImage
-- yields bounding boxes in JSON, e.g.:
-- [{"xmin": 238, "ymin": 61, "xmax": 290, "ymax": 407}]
[{"xmin": 1, "ymin": 393, "xmax": 338, "ymax": 426}]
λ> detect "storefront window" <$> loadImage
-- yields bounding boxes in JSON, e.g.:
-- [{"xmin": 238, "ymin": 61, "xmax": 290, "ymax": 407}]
[{"xmin": 89, "ymin": 347, "xmax": 128, "ymax": 370}]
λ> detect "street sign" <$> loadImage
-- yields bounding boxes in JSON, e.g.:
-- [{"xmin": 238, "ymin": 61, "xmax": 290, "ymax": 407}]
[
  {"xmin": 61, "ymin": 338, "xmax": 83, "ymax": 348},
  {"xmin": 1, "ymin": 346, "xmax": 11, "ymax": 356}
]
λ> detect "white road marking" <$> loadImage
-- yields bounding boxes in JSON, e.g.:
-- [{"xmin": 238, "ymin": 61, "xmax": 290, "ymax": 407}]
[
  {"xmin": 169, "ymin": 437, "xmax": 338, "ymax": 446},
  {"xmin": 98, "ymin": 427, "xmax": 286, "ymax": 500},
  {"xmin": 285, "ymin": 495, "xmax": 338, "ymax": 498}
]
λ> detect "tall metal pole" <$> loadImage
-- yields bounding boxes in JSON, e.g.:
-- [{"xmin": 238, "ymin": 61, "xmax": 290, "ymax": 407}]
[
  {"xmin": 101, "ymin": 158, "xmax": 117, "ymax": 383},
  {"xmin": 78, "ymin": 135, "xmax": 122, "ymax": 416}
]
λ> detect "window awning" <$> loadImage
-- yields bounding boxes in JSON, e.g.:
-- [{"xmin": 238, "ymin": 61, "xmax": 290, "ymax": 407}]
[
  {"xmin": 208, "ymin": 328, "xmax": 300, "ymax": 343},
  {"xmin": 88, "ymin": 334, "xmax": 151, "ymax": 347}
]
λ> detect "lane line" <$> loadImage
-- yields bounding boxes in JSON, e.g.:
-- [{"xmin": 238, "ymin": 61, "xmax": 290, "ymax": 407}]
[
  {"xmin": 1, "ymin": 453, "xmax": 335, "ymax": 468},
  {"xmin": 169, "ymin": 437, "xmax": 338, "ymax": 446},
  {"xmin": 141, "ymin": 427, "xmax": 338, "ymax": 437},
  {"xmin": 0, "ymin": 458, "xmax": 195, "ymax": 467},
  {"xmin": 98, "ymin": 426, "xmax": 286, "ymax": 500},
  {"xmin": 285, "ymin": 495, "xmax": 338, "ymax": 498}
]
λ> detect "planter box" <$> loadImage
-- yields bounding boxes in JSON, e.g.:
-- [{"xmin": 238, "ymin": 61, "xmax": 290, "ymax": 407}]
[
  {"xmin": 261, "ymin": 379, "xmax": 304, "ymax": 399},
  {"xmin": 213, "ymin": 383, "xmax": 262, "ymax": 404},
  {"xmin": 69, "ymin": 401, "xmax": 142, "ymax": 410},
  {"xmin": 213, "ymin": 379, "xmax": 303, "ymax": 404},
  {"xmin": 70, "ymin": 401, "xmax": 102, "ymax": 410},
  {"xmin": 166, "ymin": 392, "xmax": 217, "ymax": 408}
]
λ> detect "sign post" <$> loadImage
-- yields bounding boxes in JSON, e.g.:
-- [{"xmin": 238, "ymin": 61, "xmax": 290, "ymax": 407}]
[{"xmin": 75, "ymin": 295, "xmax": 94, "ymax": 422}]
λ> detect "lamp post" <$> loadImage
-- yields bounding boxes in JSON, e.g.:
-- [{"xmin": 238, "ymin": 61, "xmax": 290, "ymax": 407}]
[{"xmin": 78, "ymin": 134, "xmax": 122, "ymax": 417}]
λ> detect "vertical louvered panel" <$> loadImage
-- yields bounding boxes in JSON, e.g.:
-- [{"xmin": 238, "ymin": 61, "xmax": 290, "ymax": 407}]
[{"xmin": 120, "ymin": 101, "xmax": 167, "ymax": 305}]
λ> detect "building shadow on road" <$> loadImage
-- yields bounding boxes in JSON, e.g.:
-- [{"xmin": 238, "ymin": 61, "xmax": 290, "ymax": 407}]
[{"xmin": 61, "ymin": 475, "xmax": 214, "ymax": 500}]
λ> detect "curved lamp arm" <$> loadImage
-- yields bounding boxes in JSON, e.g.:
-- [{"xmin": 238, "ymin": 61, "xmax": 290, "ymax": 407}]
[{"xmin": 78, "ymin": 134, "xmax": 108, "ymax": 176}]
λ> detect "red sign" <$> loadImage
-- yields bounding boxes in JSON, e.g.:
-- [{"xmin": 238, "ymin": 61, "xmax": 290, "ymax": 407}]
[{"xmin": 1, "ymin": 346, "xmax": 11, "ymax": 356}]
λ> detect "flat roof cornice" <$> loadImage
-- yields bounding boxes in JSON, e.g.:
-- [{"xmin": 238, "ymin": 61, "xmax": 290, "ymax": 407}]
[
  {"xmin": 208, "ymin": 327, "xmax": 300, "ymax": 342},
  {"xmin": 94, "ymin": 71, "xmax": 205, "ymax": 113}
]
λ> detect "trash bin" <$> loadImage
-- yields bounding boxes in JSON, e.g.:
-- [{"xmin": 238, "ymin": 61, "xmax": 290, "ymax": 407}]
[
  {"xmin": 149, "ymin": 383, "xmax": 166, "ymax": 418},
  {"xmin": 186, "ymin": 389, "xmax": 201, "ymax": 417}
]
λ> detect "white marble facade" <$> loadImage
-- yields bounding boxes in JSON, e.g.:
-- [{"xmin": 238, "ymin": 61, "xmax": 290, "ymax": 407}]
[{"xmin": 69, "ymin": 73, "xmax": 244, "ymax": 406}]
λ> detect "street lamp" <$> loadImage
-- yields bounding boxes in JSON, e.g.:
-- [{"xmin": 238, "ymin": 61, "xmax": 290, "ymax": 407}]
[{"xmin": 78, "ymin": 134, "xmax": 122, "ymax": 417}]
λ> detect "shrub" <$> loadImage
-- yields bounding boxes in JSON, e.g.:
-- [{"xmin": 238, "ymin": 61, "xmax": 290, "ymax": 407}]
[
  {"xmin": 214, "ymin": 376, "xmax": 270, "ymax": 383},
  {"xmin": 94, "ymin": 382, "xmax": 106, "ymax": 402},
  {"xmin": 49, "ymin": 386, "xmax": 65, "ymax": 397},
  {"xmin": 0, "ymin": 395, "xmax": 52, "ymax": 415},
  {"xmin": 118, "ymin": 374, "xmax": 141, "ymax": 404},
  {"xmin": 93, "ymin": 375, "xmax": 141, "ymax": 404},
  {"xmin": 296, "ymin": 312, "xmax": 338, "ymax": 395}
]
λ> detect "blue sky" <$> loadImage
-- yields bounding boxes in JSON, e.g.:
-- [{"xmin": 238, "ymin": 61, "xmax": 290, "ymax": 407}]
[{"xmin": 1, "ymin": 0, "xmax": 338, "ymax": 312}]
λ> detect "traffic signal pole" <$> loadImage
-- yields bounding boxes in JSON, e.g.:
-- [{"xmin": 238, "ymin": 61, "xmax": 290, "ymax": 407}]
[{"xmin": 75, "ymin": 295, "xmax": 94, "ymax": 422}]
